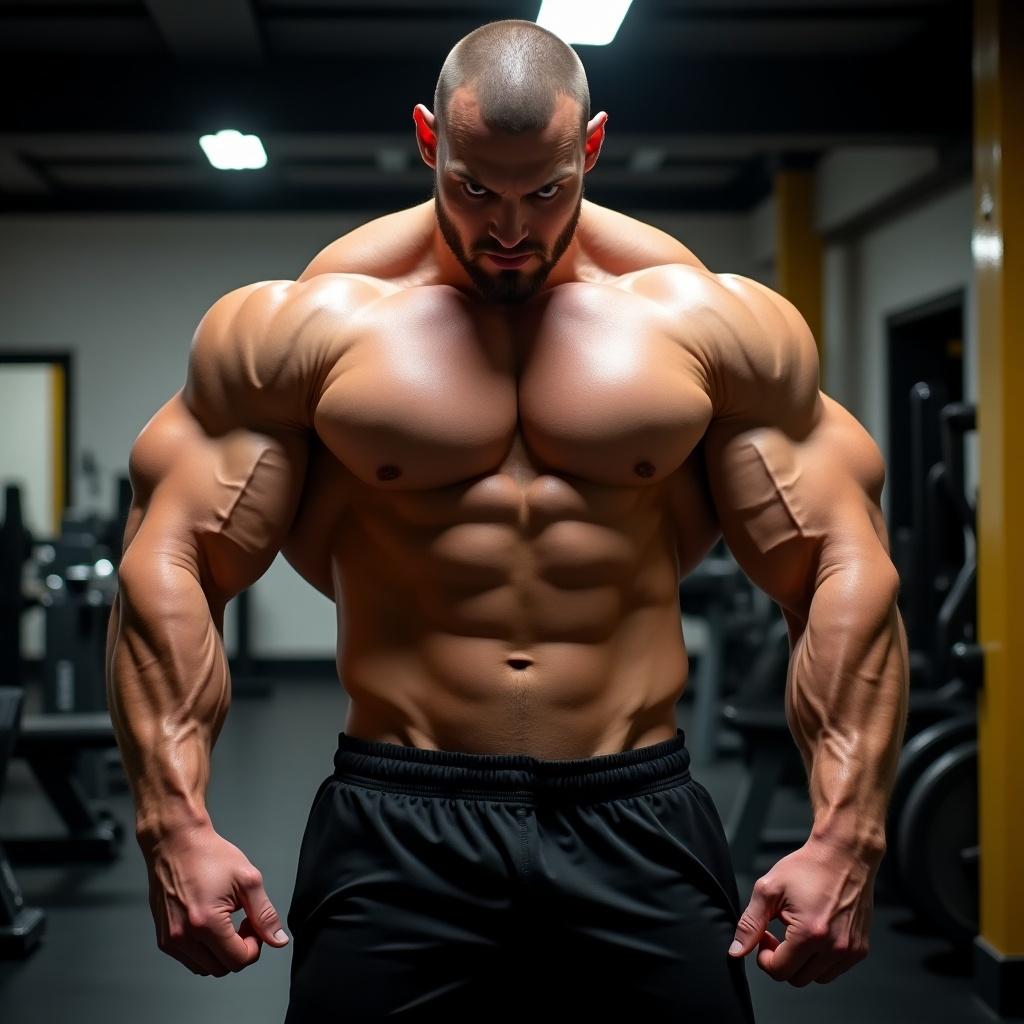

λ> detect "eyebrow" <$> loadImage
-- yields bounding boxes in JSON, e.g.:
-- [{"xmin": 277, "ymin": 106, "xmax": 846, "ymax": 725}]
[{"xmin": 448, "ymin": 163, "xmax": 576, "ymax": 187}]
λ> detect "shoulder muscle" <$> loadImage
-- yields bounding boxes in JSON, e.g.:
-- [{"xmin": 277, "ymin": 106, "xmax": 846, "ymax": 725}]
[
  {"xmin": 711, "ymin": 274, "xmax": 821, "ymax": 431},
  {"xmin": 183, "ymin": 274, "xmax": 376, "ymax": 435}
]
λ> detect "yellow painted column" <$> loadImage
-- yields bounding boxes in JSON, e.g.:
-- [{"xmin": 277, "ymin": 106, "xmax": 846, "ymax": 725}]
[
  {"xmin": 973, "ymin": 0, "xmax": 1024, "ymax": 1010},
  {"xmin": 774, "ymin": 169, "xmax": 824, "ymax": 382},
  {"xmin": 50, "ymin": 363, "xmax": 65, "ymax": 535}
]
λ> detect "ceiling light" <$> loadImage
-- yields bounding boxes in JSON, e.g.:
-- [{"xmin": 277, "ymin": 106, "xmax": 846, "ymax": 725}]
[
  {"xmin": 536, "ymin": 0, "xmax": 634, "ymax": 46},
  {"xmin": 198, "ymin": 129, "xmax": 267, "ymax": 171}
]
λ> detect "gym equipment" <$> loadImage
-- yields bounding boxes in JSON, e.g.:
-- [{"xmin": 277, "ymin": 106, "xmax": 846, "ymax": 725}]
[
  {"xmin": 678, "ymin": 543, "xmax": 749, "ymax": 767},
  {"xmin": 930, "ymin": 403, "xmax": 981, "ymax": 696},
  {"xmin": 0, "ymin": 483, "xmax": 127, "ymax": 864},
  {"xmin": 37, "ymin": 528, "xmax": 117, "ymax": 715},
  {"xmin": 0, "ymin": 485, "xmax": 35, "ymax": 690},
  {"xmin": 33, "ymin": 515, "xmax": 122, "ymax": 806},
  {"xmin": 897, "ymin": 739, "xmax": 979, "ymax": 946},
  {"xmin": 885, "ymin": 401, "xmax": 981, "ymax": 945},
  {"xmin": 5, "ymin": 710, "xmax": 125, "ymax": 864},
  {"xmin": 721, "ymin": 616, "xmax": 808, "ymax": 875},
  {"xmin": 876, "ymin": 714, "xmax": 976, "ymax": 900},
  {"xmin": 894, "ymin": 381, "xmax": 966, "ymax": 664},
  {"xmin": 0, "ymin": 687, "xmax": 46, "ymax": 957}
]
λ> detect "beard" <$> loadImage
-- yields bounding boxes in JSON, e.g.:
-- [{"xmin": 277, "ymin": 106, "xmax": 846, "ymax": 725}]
[{"xmin": 433, "ymin": 179, "xmax": 584, "ymax": 305}]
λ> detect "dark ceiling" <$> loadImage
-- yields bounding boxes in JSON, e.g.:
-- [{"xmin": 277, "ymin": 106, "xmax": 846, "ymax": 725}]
[{"xmin": 0, "ymin": 0, "xmax": 973, "ymax": 214}]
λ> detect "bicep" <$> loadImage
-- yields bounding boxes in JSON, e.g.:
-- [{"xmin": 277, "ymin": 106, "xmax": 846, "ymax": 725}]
[
  {"xmin": 122, "ymin": 390, "xmax": 309, "ymax": 606},
  {"xmin": 703, "ymin": 393, "xmax": 892, "ymax": 616}
]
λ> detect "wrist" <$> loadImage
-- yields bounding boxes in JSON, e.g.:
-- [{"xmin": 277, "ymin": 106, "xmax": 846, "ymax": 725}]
[
  {"xmin": 809, "ymin": 815, "xmax": 887, "ymax": 864},
  {"xmin": 135, "ymin": 807, "xmax": 213, "ymax": 855}
]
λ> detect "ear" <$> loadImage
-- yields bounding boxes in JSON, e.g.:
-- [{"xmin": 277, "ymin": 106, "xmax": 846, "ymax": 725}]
[
  {"xmin": 413, "ymin": 104, "xmax": 438, "ymax": 169},
  {"xmin": 583, "ymin": 111, "xmax": 609, "ymax": 172}
]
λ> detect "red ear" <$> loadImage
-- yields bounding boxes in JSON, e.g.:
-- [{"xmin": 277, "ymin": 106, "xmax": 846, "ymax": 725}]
[
  {"xmin": 413, "ymin": 108, "xmax": 436, "ymax": 147},
  {"xmin": 585, "ymin": 124, "xmax": 604, "ymax": 158}
]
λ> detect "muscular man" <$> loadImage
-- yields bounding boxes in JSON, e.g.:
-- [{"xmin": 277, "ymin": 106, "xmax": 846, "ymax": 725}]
[{"xmin": 106, "ymin": 18, "xmax": 909, "ymax": 1022}]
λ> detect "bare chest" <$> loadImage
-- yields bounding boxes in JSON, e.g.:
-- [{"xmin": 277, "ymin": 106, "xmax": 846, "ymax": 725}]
[{"xmin": 312, "ymin": 281, "xmax": 712, "ymax": 493}]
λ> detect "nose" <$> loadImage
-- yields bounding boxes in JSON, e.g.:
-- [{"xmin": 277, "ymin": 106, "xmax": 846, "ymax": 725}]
[{"xmin": 488, "ymin": 201, "xmax": 528, "ymax": 251}]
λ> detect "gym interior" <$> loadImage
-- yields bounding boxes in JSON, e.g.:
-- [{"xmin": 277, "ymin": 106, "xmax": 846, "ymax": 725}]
[{"xmin": 1, "ymin": 2, "xmax": 1021, "ymax": 1022}]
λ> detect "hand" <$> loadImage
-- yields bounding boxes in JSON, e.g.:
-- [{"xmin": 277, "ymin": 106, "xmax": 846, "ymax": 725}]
[
  {"xmin": 727, "ymin": 837, "xmax": 877, "ymax": 986},
  {"xmin": 143, "ymin": 823, "xmax": 291, "ymax": 977}
]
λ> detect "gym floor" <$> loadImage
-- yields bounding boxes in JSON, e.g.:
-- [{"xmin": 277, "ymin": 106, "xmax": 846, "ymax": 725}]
[{"xmin": 0, "ymin": 680, "xmax": 1000, "ymax": 1024}]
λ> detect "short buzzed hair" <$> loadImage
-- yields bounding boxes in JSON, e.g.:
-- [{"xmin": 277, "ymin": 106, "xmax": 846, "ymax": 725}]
[{"xmin": 434, "ymin": 19, "xmax": 590, "ymax": 145}]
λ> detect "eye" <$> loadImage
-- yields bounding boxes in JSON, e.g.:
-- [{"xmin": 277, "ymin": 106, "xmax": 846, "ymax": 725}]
[
  {"xmin": 534, "ymin": 183, "xmax": 561, "ymax": 200},
  {"xmin": 462, "ymin": 180, "xmax": 489, "ymax": 198}
]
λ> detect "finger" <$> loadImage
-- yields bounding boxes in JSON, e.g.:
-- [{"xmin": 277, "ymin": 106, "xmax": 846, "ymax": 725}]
[
  {"xmin": 788, "ymin": 951, "xmax": 841, "ymax": 988},
  {"xmin": 197, "ymin": 906, "xmax": 262, "ymax": 973},
  {"xmin": 239, "ymin": 877, "xmax": 290, "ymax": 948},
  {"xmin": 729, "ymin": 878, "xmax": 778, "ymax": 957},
  {"xmin": 757, "ymin": 935, "xmax": 818, "ymax": 982},
  {"xmin": 755, "ymin": 930, "xmax": 780, "ymax": 973},
  {"xmin": 237, "ymin": 915, "xmax": 265, "ymax": 964},
  {"xmin": 178, "ymin": 941, "xmax": 230, "ymax": 978},
  {"xmin": 159, "ymin": 931, "xmax": 228, "ymax": 977},
  {"xmin": 153, "ymin": 904, "xmax": 223, "ymax": 977}
]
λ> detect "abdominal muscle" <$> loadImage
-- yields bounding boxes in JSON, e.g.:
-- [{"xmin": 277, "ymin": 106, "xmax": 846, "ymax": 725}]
[{"xmin": 330, "ymin": 472, "xmax": 693, "ymax": 760}]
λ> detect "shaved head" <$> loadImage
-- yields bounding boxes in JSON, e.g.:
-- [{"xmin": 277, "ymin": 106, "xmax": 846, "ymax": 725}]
[
  {"xmin": 434, "ymin": 19, "xmax": 590, "ymax": 147},
  {"xmin": 418, "ymin": 19, "xmax": 604, "ymax": 305}
]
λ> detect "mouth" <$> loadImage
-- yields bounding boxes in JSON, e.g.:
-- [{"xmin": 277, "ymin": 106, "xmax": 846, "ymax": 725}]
[{"xmin": 483, "ymin": 251, "xmax": 535, "ymax": 269}]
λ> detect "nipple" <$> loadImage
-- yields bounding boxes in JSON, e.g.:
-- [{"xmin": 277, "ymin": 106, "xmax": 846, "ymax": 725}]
[
  {"xmin": 633, "ymin": 460, "xmax": 656, "ymax": 478},
  {"xmin": 376, "ymin": 464, "xmax": 402, "ymax": 481}
]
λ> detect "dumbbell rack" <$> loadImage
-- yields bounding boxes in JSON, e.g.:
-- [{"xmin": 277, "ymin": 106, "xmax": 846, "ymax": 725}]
[{"xmin": 0, "ymin": 687, "xmax": 46, "ymax": 958}]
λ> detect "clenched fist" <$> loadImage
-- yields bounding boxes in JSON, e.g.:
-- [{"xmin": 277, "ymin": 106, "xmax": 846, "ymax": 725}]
[{"xmin": 143, "ymin": 824, "xmax": 291, "ymax": 977}]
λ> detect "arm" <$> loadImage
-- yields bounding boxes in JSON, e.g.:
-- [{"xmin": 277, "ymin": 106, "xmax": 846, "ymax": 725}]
[
  {"xmin": 702, "ymin": 275, "xmax": 910, "ymax": 862},
  {"xmin": 107, "ymin": 280, "xmax": 312, "ymax": 850},
  {"xmin": 698, "ymin": 274, "xmax": 910, "ymax": 984},
  {"xmin": 104, "ymin": 280, "xmax": 322, "ymax": 976}
]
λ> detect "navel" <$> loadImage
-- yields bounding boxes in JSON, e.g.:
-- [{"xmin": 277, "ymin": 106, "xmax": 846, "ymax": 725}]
[
  {"xmin": 376, "ymin": 464, "xmax": 402, "ymax": 481},
  {"xmin": 633, "ymin": 460, "xmax": 656, "ymax": 478}
]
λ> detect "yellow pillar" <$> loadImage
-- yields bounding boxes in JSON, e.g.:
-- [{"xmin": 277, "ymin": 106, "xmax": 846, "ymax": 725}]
[
  {"xmin": 50, "ymin": 363, "xmax": 65, "ymax": 535},
  {"xmin": 973, "ymin": 0, "xmax": 1024, "ymax": 1014},
  {"xmin": 774, "ymin": 169, "xmax": 824, "ymax": 382}
]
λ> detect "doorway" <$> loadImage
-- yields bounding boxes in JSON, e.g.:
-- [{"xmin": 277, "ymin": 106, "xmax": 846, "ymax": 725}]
[
  {"xmin": 0, "ymin": 353, "xmax": 73, "ymax": 538},
  {"xmin": 886, "ymin": 291, "xmax": 965, "ymax": 654}
]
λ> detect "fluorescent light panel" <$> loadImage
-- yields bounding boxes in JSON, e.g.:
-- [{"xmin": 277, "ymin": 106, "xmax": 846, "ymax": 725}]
[
  {"xmin": 536, "ymin": 0, "xmax": 634, "ymax": 46},
  {"xmin": 199, "ymin": 129, "xmax": 267, "ymax": 171}
]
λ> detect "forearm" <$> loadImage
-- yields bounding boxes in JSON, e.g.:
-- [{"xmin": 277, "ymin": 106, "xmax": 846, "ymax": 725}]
[
  {"xmin": 106, "ymin": 558, "xmax": 229, "ymax": 852},
  {"xmin": 785, "ymin": 561, "xmax": 910, "ymax": 862}
]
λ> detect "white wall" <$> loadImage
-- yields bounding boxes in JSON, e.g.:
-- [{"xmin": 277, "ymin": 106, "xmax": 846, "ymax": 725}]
[
  {"xmin": 837, "ymin": 182, "xmax": 976, "ymax": 517},
  {"xmin": 746, "ymin": 155, "xmax": 975, "ymax": 523},
  {"xmin": 815, "ymin": 146, "xmax": 940, "ymax": 235},
  {"xmin": 852, "ymin": 182, "xmax": 975, "ymax": 444},
  {"xmin": 625, "ymin": 210, "xmax": 764, "ymax": 280},
  {"xmin": 0, "ymin": 207, "xmax": 755, "ymax": 658}
]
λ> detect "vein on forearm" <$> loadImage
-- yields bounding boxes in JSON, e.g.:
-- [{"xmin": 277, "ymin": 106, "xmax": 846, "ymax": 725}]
[{"xmin": 786, "ymin": 562, "xmax": 909, "ymax": 846}]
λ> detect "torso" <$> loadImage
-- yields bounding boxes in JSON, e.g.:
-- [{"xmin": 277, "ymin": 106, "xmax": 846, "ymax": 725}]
[{"xmin": 282, "ymin": 200, "xmax": 724, "ymax": 758}]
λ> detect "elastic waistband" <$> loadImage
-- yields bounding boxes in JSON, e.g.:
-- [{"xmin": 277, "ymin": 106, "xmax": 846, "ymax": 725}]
[{"xmin": 331, "ymin": 728, "xmax": 691, "ymax": 803}]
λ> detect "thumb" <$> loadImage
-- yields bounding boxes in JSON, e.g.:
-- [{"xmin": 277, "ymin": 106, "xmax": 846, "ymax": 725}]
[
  {"xmin": 729, "ymin": 881, "xmax": 776, "ymax": 957},
  {"xmin": 239, "ymin": 877, "xmax": 290, "ymax": 947}
]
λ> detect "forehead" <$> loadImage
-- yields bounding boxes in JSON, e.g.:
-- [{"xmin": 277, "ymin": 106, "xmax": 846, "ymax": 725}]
[{"xmin": 443, "ymin": 86, "xmax": 582, "ymax": 178}]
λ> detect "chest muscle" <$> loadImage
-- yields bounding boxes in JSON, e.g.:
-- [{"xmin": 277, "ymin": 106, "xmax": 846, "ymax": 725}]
[{"xmin": 312, "ymin": 281, "xmax": 711, "ymax": 492}]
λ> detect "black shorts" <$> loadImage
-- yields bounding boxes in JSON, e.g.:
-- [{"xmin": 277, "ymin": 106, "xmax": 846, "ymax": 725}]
[{"xmin": 284, "ymin": 728, "xmax": 755, "ymax": 1022}]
